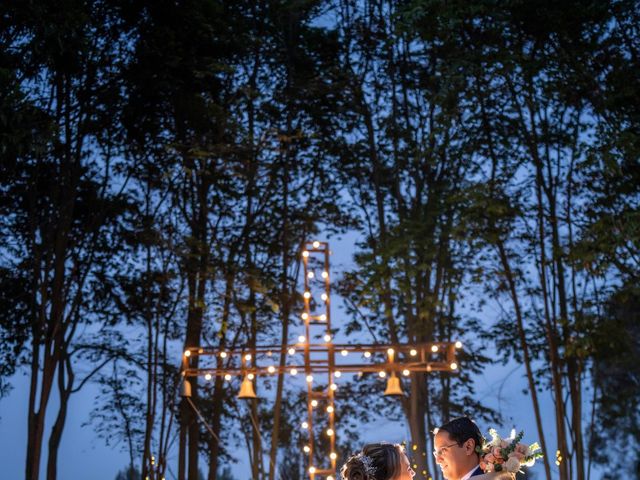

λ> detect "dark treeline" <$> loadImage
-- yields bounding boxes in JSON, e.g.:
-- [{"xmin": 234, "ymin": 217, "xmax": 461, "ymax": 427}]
[{"xmin": 0, "ymin": 1, "xmax": 638, "ymax": 480}]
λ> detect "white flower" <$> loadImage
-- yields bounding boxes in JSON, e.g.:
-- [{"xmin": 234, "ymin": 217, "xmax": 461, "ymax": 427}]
[
  {"xmin": 505, "ymin": 457, "xmax": 521, "ymax": 473},
  {"xmin": 525, "ymin": 457, "xmax": 536, "ymax": 467}
]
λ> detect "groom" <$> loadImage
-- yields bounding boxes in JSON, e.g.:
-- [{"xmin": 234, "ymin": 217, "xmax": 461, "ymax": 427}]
[{"xmin": 433, "ymin": 417, "xmax": 485, "ymax": 480}]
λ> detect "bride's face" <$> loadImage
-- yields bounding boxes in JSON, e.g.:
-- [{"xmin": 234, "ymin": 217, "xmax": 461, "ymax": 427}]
[{"xmin": 397, "ymin": 452, "xmax": 416, "ymax": 480}]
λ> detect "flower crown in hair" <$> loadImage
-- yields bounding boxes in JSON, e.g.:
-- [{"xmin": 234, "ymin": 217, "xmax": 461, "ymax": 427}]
[{"xmin": 355, "ymin": 453, "xmax": 376, "ymax": 477}]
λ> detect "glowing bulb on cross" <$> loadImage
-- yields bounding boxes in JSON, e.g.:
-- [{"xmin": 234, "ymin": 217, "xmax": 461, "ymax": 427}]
[
  {"xmin": 219, "ymin": 351, "xmax": 227, "ymax": 358},
  {"xmin": 298, "ymin": 335, "xmax": 306, "ymax": 343},
  {"xmin": 312, "ymin": 241, "xmax": 320, "ymax": 248},
  {"xmin": 455, "ymin": 341, "xmax": 463, "ymax": 349},
  {"xmin": 306, "ymin": 375, "xmax": 313, "ymax": 383},
  {"xmin": 205, "ymin": 373, "xmax": 212, "ymax": 381},
  {"xmin": 379, "ymin": 371, "xmax": 386, "ymax": 378},
  {"xmin": 330, "ymin": 383, "xmax": 337, "ymax": 391},
  {"xmin": 334, "ymin": 370, "xmax": 341, "ymax": 378},
  {"xmin": 307, "ymin": 271, "xmax": 314, "ymax": 279},
  {"xmin": 184, "ymin": 350, "xmax": 191, "ymax": 357},
  {"xmin": 245, "ymin": 353, "xmax": 252, "ymax": 361},
  {"xmin": 320, "ymin": 314, "xmax": 327, "ymax": 321},
  {"xmin": 267, "ymin": 366, "xmax": 276, "ymax": 374},
  {"xmin": 431, "ymin": 345, "xmax": 439, "ymax": 353},
  {"xmin": 327, "ymin": 405, "xmax": 334, "ymax": 413},
  {"xmin": 304, "ymin": 446, "xmax": 310, "ymax": 453},
  {"xmin": 341, "ymin": 349, "xmax": 348, "ymax": 356},
  {"xmin": 247, "ymin": 373, "xmax": 254, "ymax": 380},
  {"xmin": 321, "ymin": 293, "xmax": 328, "ymax": 301},
  {"xmin": 311, "ymin": 400, "xmax": 318, "ymax": 407},
  {"xmin": 290, "ymin": 368, "xmax": 298, "ymax": 375},
  {"xmin": 303, "ymin": 291, "xmax": 311, "ymax": 299},
  {"xmin": 330, "ymin": 452, "xmax": 337, "ymax": 460},
  {"xmin": 450, "ymin": 362, "xmax": 458, "ymax": 370},
  {"xmin": 302, "ymin": 421, "xmax": 309, "ymax": 429},
  {"xmin": 322, "ymin": 271, "xmax": 328, "ymax": 279},
  {"xmin": 288, "ymin": 348, "xmax": 296, "ymax": 355},
  {"xmin": 402, "ymin": 369, "xmax": 410, "ymax": 376},
  {"xmin": 410, "ymin": 349, "xmax": 417, "ymax": 356},
  {"xmin": 224, "ymin": 374, "xmax": 231, "ymax": 381},
  {"xmin": 324, "ymin": 334, "xmax": 332, "ymax": 342},
  {"xmin": 301, "ymin": 312, "xmax": 309, "ymax": 320},
  {"xmin": 364, "ymin": 351, "xmax": 371, "ymax": 358},
  {"xmin": 302, "ymin": 251, "xmax": 309, "ymax": 258},
  {"xmin": 326, "ymin": 428, "xmax": 334, "ymax": 436}
]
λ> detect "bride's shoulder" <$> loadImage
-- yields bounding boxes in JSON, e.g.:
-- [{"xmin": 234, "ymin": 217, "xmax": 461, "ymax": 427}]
[{"xmin": 473, "ymin": 472, "xmax": 514, "ymax": 480}]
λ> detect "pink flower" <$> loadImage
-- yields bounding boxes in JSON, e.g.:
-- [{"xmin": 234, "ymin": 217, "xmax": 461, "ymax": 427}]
[
  {"xmin": 514, "ymin": 443, "xmax": 528, "ymax": 455},
  {"xmin": 479, "ymin": 461, "xmax": 488, "ymax": 472},
  {"xmin": 492, "ymin": 447, "xmax": 503, "ymax": 459},
  {"xmin": 484, "ymin": 454, "xmax": 496, "ymax": 464}
]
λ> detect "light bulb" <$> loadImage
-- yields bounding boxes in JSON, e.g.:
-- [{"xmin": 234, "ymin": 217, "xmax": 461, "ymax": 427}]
[
  {"xmin": 184, "ymin": 350, "xmax": 191, "ymax": 357},
  {"xmin": 410, "ymin": 349, "xmax": 417, "ymax": 356},
  {"xmin": 455, "ymin": 341, "xmax": 463, "ymax": 349},
  {"xmin": 322, "ymin": 271, "xmax": 328, "ymax": 278},
  {"xmin": 306, "ymin": 375, "xmax": 313, "ymax": 383},
  {"xmin": 304, "ymin": 445, "xmax": 311, "ymax": 453},
  {"xmin": 224, "ymin": 374, "xmax": 231, "ymax": 381},
  {"xmin": 320, "ymin": 314, "xmax": 327, "ymax": 321},
  {"xmin": 431, "ymin": 345, "xmax": 439, "ymax": 353},
  {"xmin": 313, "ymin": 241, "xmax": 320, "ymax": 248},
  {"xmin": 379, "ymin": 371, "xmax": 386, "ymax": 378},
  {"xmin": 307, "ymin": 271, "xmax": 314, "ymax": 279},
  {"xmin": 311, "ymin": 400, "xmax": 318, "ymax": 407},
  {"xmin": 402, "ymin": 369, "xmax": 410, "ymax": 376},
  {"xmin": 326, "ymin": 405, "xmax": 334, "ymax": 413},
  {"xmin": 450, "ymin": 362, "xmax": 458, "ymax": 370},
  {"xmin": 324, "ymin": 334, "xmax": 331, "ymax": 342},
  {"xmin": 328, "ymin": 476, "xmax": 335, "ymax": 480},
  {"xmin": 245, "ymin": 353, "xmax": 252, "ymax": 361},
  {"xmin": 387, "ymin": 348, "xmax": 395, "ymax": 356},
  {"xmin": 303, "ymin": 291, "xmax": 311, "ymax": 299},
  {"xmin": 326, "ymin": 428, "xmax": 334, "ymax": 436},
  {"xmin": 298, "ymin": 335, "xmax": 306, "ymax": 343},
  {"xmin": 205, "ymin": 373, "xmax": 212, "ymax": 381},
  {"xmin": 301, "ymin": 312, "xmax": 309, "ymax": 320},
  {"xmin": 302, "ymin": 251, "xmax": 309, "ymax": 258},
  {"xmin": 219, "ymin": 351, "xmax": 227, "ymax": 358},
  {"xmin": 330, "ymin": 452, "xmax": 337, "ymax": 460},
  {"xmin": 334, "ymin": 371, "xmax": 341, "ymax": 378},
  {"xmin": 330, "ymin": 383, "xmax": 337, "ymax": 391},
  {"xmin": 341, "ymin": 349, "xmax": 348, "ymax": 356},
  {"xmin": 248, "ymin": 373, "xmax": 255, "ymax": 380},
  {"xmin": 268, "ymin": 366, "xmax": 276, "ymax": 374},
  {"xmin": 302, "ymin": 421, "xmax": 309, "ymax": 429},
  {"xmin": 288, "ymin": 348, "xmax": 296, "ymax": 355},
  {"xmin": 364, "ymin": 351, "xmax": 371, "ymax": 358},
  {"xmin": 309, "ymin": 467, "xmax": 316, "ymax": 474},
  {"xmin": 290, "ymin": 368, "xmax": 298, "ymax": 375},
  {"xmin": 321, "ymin": 293, "xmax": 328, "ymax": 301}
]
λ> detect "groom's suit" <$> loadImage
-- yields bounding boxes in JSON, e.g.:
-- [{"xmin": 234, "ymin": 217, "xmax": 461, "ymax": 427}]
[{"xmin": 469, "ymin": 466, "xmax": 485, "ymax": 477}]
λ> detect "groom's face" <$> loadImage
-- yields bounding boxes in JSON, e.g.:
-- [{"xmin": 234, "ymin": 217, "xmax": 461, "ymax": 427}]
[{"xmin": 433, "ymin": 431, "xmax": 476, "ymax": 480}]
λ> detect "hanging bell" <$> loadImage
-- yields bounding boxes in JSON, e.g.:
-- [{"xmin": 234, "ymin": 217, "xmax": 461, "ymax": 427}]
[
  {"xmin": 181, "ymin": 379, "xmax": 192, "ymax": 398},
  {"xmin": 384, "ymin": 373, "xmax": 403, "ymax": 396},
  {"xmin": 237, "ymin": 376, "xmax": 257, "ymax": 399}
]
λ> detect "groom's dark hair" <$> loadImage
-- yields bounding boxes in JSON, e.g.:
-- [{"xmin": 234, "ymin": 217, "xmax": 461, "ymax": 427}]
[{"xmin": 435, "ymin": 417, "xmax": 483, "ymax": 454}]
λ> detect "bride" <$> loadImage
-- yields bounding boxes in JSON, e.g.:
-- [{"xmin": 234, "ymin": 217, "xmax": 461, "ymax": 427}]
[{"xmin": 340, "ymin": 442, "xmax": 415, "ymax": 480}]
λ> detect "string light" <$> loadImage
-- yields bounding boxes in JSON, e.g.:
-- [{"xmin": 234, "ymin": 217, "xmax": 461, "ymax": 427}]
[
  {"xmin": 245, "ymin": 354, "xmax": 252, "ymax": 361},
  {"xmin": 311, "ymin": 400, "xmax": 318, "ymax": 407},
  {"xmin": 308, "ymin": 271, "xmax": 315, "ymax": 279},
  {"xmin": 379, "ymin": 371, "xmax": 386, "ymax": 378},
  {"xmin": 431, "ymin": 345, "xmax": 439, "ymax": 353},
  {"xmin": 324, "ymin": 334, "xmax": 332, "ymax": 342},
  {"xmin": 302, "ymin": 251, "xmax": 309, "ymax": 258},
  {"xmin": 326, "ymin": 428, "xmax": 334, "ymax": 436},
  {"xmin": 303, "ymin": 291, "xmax": 311, "ymax": 299},
  {"xmin": 309, "ymin": 467, "xmax": 316, "ymax": 474},
  {"xmin": 288, "ymin": 348, "xmax": 296, "ymax": 355},
  {"xmin": 341, "ymin": 349, "xmax": 348, "ymax": 356},
  {"xmin": 334, "ymin": 371, "xmax": 341, "ymax": 378},
  {"xmin": 328, "ymin": 476, "xmax": 335, "ymax": 480},
  {"xmin": 321, "ymin": 293, "xmax": 328, "ymax": 301},
  {"xmin": 268, "ymin": 366, "xmax": 276, "ymax": 374},
  {"xmin": 298, "ymin": 335, "xmax": 306, "ymax": 343},
  {"xmin": 267, "ymin": 350, "xmax": 272, "ymax": 356},
  {"xmin": 306, "ymin": 375, "xmax": 314, "ymax": 383},
  {"xmin": 301, "ymin": 313, "xmax": 309, "ymax": 320},
  {"xmin": 248, "ymin": 373, "xmax": 255, "ymax": 380},
  {"xmin": 322, "ymin": 271, "xmax": 329, "ymax": 279},
  {"xmin": 184, "ymin": 350, "xmax": 191, "ymax": 357},
  {"xmin": 450, "ymin": 362, "xmax": 458, "ymax": 370},
  {"xmin": 330, "ymin": 383, "xmax": 337, "ymax": 391},
  {"xmin": 330, "ymin": 452, "xmax": 337, "ymax": 460},
  {"xmin": 304, "ymin": 446, "xmax": 311, "ymax": 453},
  {"xmin": 205, "ymin": 373, "xmax": 212, "ymax": 381},
  {"xmin": 402, "ymin": 369, "xmax": 410, "ymax": 376},
  {"xmin": 387, "ymin": 348, "xmax": 395, "ymax": 356},
  {"xmin": 326, "ymin": 406, "xmax": 334, "ymax": 413},
  {"xmin": 302, "ymin": 421, "xmax": 309, "ymax": 429},
  {"xmin": 313, "ymin": 241, "xmax": 320, "ymax": 248},
  {"xmin": 410, "ymin": 349, "xmax": 417, "ymax": 356},
  {"xmin": 364, "ymin": 351, "xmax": 371, "ymax": 358},
  {"xmin": 224, "ymin": 374, "xmax": 231, "ymax": 381},
  {"xmin": 290, "ymin": 368, "xmax": 298, "ymax": 375},
  {"xmin": 455, "ymin": 341, "xmax": 463, "ymax": 349},
  {"xmin": 320, "ymin": 314, "xmax": 327, "ymax": 321},
  {"xmin": 219, "ymin": 351, "xmax": 227, "ymax": 358}
]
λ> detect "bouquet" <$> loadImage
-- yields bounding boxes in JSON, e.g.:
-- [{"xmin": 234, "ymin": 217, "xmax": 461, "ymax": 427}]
[{"xmin": 477, "ymin": 429, "xmax": 543, "ymax": 475}]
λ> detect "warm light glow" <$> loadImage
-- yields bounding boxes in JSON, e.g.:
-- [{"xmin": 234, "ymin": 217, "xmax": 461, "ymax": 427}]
[
  {"xmin": 311, "ymin": 400, "xmax": 318, "ymax": 407},
  {"xmin": 245, "ymin": 353, "xmax": 252, "ymax": 361},
  {"xmin": 184, "ymin": 350, "xmax": 191, "ymax": 357},
  {"xmin": 302, "ymin": 251, "xmax": 309, "ymax": 258},
  {"xmin": 302, "ymin": 421, "xmax": 309, "ymax": 429},
  {"xmin": 248, "ymin": 373, "xmax": 255, "ymax": 380},
  {"xmin": 450, "ymin": 362, "xmax": 458, "ymax": 370},
  {"xmin": 328, "ymin": 476, "xmax": 335, "ymax": 480},
  {"xmin": 334, "ymin": 370, "xmax": 341, "ymax": 378},
  {"xmin": 455, "ymin": 341, "xmax": 463, "ymax": 349},
  {"xmin": 326, "ymin": 428, "xmax": 334, "ymax": 436},
  {"xmin": 330, "ymin": 383, "xmax": 337, "ymax": 391},
  {"xmin": 322, "ymin": 271, "xmax": 329, "ymax": 278},
  {"xmin": 319, "ymin": 314, "xmax": 327, "ymax": 321},
  {"xmin": 321, "ymin": 293, "xmax": 328, "ymax": 301},
  {"xmin": 431, "ymin": 345, "xmax": 439, "ymax": 353},
  {"xmin": 290, "ymin": 368, "xmax": 298, "ymax": 375},
  {"xmin": 378, "ymin": 371, "xmax": 386, "ymax": 378},
  {"xmin": 341, "ymin": 349, "xmax": 348, "ymax": 356},
  {"xmin": 330, "ymin": 452, "xmax": 337, "ymax": 460},
  {"xmin": 301, "ymin": 312, "xmax": 309, "ymax": 320},
  {"xmin": 288, "ymin": 348, "xmax": 296, "ymax": 355},
  {"xmin": 306, "ymin": 375, "xmax": 313, "ymax": 383},
  {"xmin": 313, "ymin": 241, "xmax": 320, "ymax": 248},
  {"xmin": 410, "ymin": 349, "xmax": 417, "ymax": 356},
  {"xmin": 304, "ymin": 445, "xmax": 311, "ymax": 453},
  {"xmin": 303, "ymin": 291, "xmax": 311, "ymax": 299},
  {"xmin": 364, "ymin": 351, "xmax": 371, "ymax": 358},
  {"xmin": 224, "ymin": 374, "xmax": 232, "ymax": 381},
  {"xmin": 323, "ymin": 334, "xmax": 331, "ymax": 342},
  {"xmin": 205, "ymin": 373, "xmax": 212, "ymax": 381},
  {"xmin": 327, "ymin": 405, "xmax": 334, "ymax": 413},
  {"xmin": 267, "ymin": 350, "xmax": 272, "ymax": 356},
  {"xmin": 309, "ymin": 467, "xmax": 316, "ymax": 474},
  {"xmin": 219, "ymin": 351, "xmax": 227, "ymax": 358},
  {"xmin": 387, "ymin": 348, "xmax": 395, "ymax": 356},
  {"xmin": 268, "ymin": 366, "xmax": 276, "ymax": 374},
  {"xmin": 307, "ymin": 271, "xmax": 314, "ymax": 279},
  {"xmin": 402, "ymin": 369, "xmax": 410, "ymax": 376},
  {"xmin": 298, "ymin": 335, "xmax": 306, "ymax": 343}
]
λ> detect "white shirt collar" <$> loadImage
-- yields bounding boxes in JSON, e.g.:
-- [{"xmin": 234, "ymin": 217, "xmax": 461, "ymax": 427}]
[{"xmin": 460, "ymin": 464, "xmax": 480, "ymax": 480}]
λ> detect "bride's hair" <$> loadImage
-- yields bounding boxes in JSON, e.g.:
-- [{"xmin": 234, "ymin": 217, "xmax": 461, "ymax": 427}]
[{"xmin": 340, "ymin": 442, "xmax": 405, "ymax": 480}]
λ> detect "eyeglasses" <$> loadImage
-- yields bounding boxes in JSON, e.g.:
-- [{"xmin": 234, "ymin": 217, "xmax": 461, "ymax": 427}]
[{"xmin": 433, "ymin": 442, "xmax": 459, "ymax": 457}]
